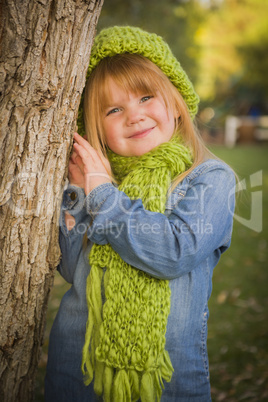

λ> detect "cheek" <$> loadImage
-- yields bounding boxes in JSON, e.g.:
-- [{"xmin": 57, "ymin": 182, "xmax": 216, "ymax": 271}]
[
  {"xmin": 169, "ymin": 117, "xmax": 176, "ymax": 133},
  {"xmin": 165, "ymin": 108, "xmax": 176, "ymax": 132},
  {"xmin": 104, "ymin": 129, "xmax": 122, "ymax": 153},
  {"xmin": 153, "ymin": 102, "xmax": 174, "ymax": 126},
  {"xmin": 105, "ymin": 134, "xmax": 116, "ymax": 150},
  {"xmin": 159, "ymin": 110, "xmax": 175, "ymax": 134}
]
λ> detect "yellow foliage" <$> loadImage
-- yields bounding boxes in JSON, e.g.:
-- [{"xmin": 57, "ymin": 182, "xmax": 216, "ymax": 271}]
[{"xmin": 195, "ymin": 0, "xmax": 268, "ymax": 101}]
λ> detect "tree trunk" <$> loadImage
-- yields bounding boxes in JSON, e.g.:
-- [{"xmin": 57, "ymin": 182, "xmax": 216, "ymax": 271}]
[{"xmin": 0, "ymin": 0, "xmax": 103, "ymax": 400}]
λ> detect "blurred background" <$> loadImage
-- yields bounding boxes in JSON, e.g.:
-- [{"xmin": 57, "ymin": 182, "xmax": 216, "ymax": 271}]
[{"xmin": 36, "ymin": 0, "xmax": 268, "ymax": 400}]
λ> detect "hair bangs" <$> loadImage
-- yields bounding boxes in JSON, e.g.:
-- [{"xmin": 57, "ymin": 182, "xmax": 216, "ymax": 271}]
[{"xmin": 96, "ymin": 54, "xmax": 174, "ymax": 113}]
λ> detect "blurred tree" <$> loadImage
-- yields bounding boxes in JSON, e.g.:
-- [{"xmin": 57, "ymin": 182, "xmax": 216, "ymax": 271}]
[
  {"xmin": 238, "ymin": 19, "xmax": 268, "ymax": 112},
  {"xmin": 195, "ymin": 0, "xmax": 268, "ymax": 114}
]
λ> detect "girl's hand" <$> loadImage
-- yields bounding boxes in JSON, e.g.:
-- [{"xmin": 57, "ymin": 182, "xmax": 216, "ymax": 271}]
[
  {"xmin": 72, "ymin": 132, "xmax": 112, "ymax": 195},
  {"xmin": 68, "ymin": 151, "xmax": 85, "ymax": 188}
]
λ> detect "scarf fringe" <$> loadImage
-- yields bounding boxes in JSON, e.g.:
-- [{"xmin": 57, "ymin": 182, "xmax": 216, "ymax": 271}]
[{"xmin": 86, "ymin": 350, "xmax": 173, "ymax": 402}]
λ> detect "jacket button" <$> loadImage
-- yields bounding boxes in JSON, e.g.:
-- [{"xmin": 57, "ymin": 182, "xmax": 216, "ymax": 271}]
[{"xmin": 69, "ymin": 191, "xmax": 77, "ymax": 201}]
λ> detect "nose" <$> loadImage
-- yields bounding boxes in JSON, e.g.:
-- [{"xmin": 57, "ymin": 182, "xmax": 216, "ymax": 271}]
[{"xmin": 126, "ymin": 106, "xmax": 144, "ymax": 126}]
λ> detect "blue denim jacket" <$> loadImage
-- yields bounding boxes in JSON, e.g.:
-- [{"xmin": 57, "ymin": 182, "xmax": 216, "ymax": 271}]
[{"xmin": 45, "ymin": 158, "xmax": 235, "ymax": 402}]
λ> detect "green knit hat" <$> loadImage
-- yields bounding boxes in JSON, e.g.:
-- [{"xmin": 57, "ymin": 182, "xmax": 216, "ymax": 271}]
[{"xmin": 77, "ymin": 26, "xmax": 199, "ymax": 134}]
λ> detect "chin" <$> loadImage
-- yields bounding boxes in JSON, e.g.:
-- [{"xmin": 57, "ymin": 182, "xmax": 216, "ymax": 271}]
[{"xmin": 132, "ymin": 143, "xmax": 160, "ymax": 157}]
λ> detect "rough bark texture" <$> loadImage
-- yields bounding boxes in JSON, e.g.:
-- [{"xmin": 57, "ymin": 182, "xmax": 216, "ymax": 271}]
[{"xmin": 0, "ymin": 0, "xmax": 103, "ymax": 400}]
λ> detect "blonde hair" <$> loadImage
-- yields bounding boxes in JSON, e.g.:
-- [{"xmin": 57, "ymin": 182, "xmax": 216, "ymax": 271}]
[{"xmin": 83, "ymin": 53, "xmax": 211, "ymax": 188}]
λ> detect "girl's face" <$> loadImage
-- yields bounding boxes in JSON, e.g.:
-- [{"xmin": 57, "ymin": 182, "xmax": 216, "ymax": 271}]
[{"xmin": 102, "ymin": 78, "xmax": 176, "ymax": 156}]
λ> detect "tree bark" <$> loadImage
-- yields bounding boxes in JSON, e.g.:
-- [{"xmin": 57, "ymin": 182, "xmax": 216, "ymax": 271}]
[{"xmin": 0, "ymin": 0, "xmax": 103, "ymax": 400}]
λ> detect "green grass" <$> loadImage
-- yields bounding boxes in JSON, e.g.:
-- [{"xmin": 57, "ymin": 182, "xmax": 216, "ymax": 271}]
[
  {"xmin": 35, "ymin": 144, "xmax": 268, "ymax": 401},
  {"xmin": 207, "ymin": 144, "xmax": 268, "ymax": 401}
]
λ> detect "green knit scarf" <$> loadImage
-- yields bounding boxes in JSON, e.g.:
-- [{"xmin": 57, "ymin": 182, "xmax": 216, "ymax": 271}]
[{"xmin": 82, "ymin": 136, "xmax": 192, "ymax": 402}]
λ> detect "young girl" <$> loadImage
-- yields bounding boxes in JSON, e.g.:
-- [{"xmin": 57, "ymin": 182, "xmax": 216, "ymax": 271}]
[{"xmin": 45, "ymin": 26, "xmax": 235, "ymax": 402}]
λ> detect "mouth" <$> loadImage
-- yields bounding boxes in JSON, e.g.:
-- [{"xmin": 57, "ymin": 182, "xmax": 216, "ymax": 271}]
[{"xmin": 128, "ymin": 127, "xmax": 155, "ymax": 139}]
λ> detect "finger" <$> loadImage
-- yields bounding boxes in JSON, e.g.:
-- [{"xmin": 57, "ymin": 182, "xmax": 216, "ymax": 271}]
[
  {"xmin": 71, "ymin": 150, "xmax": 78, "ymax": 158},
  {"xmin": 73, "ymin": 141, "xmax": 91, "ymax": 162},
  {"xmin": 70, "ymin": 150, "xmax": 83, "ymax": 167},
  {"xmin": 74, "ymin": 133, "xmax": 107, "ymax": 162},
  {"xmin": 70, "ymin": 151, "xmax": 78, "ymax": 163},
  {"xmin": 73, "ymin": 132, "xmax": 93, "ymax": 151},
  {"xmin": 73, "ymin": 134, "xmax": 112, "ymax": 177},
  {"xmin": 68, "ymin": 157, "xmax": 76, "ymax": 167},
  {"xmin": 75, "ymin": 155, "xmax": 84, "ymax": 172}
]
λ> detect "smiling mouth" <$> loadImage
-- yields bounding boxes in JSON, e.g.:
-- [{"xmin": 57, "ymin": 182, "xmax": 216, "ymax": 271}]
[{"xmin": 129, "ymin": 127, "xmax": 155, "ymax": 139}]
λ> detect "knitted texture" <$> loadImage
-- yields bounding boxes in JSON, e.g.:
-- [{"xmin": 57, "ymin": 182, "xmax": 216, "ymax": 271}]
[
  {"xmin": 82, "ymin": 136, "xmax": 193, "ymax": 402},
  {"xmin": 77, "ymin": 26, "xmax": 199, "ymax": 136}
]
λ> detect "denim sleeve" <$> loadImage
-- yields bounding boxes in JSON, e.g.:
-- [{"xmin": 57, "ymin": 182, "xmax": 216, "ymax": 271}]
[
  {"xmin": 85, "ymin": 164, "xmax": 236, "ymax": 280},
  {"xmin": 58, "ymin": 185, "xmax": 92, "ymax": 283}
]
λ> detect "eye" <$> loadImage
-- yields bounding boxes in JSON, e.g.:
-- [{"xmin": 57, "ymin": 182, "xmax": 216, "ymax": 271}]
[
  {"xmin": 106, "ymin": 107, "xmax": 121, "ymax": 116},
  {"xmin": 140, "ymin": 95, "xmax": 153, "ymax": 103}
]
